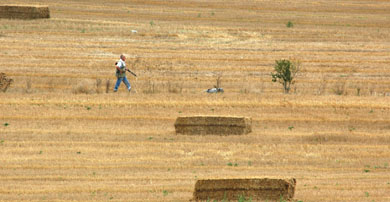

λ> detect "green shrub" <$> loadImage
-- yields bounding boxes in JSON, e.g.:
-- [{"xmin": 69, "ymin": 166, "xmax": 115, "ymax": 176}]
[
  {"xmin": 286, "ymin": 21, "xmax": 293, "ymax": 28},
  {"xmin": 271, "ymin": 59, "xmax": 300, "ymax": 93}
]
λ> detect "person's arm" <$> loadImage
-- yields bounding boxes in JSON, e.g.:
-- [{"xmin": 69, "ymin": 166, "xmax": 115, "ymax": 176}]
[
  {"xmin": 116, "ymin": 66, "xmax": 123, "ymax": 73},
  {"xmin": 116, "ymin": 61, "xmax": 124, "ymax": 73}
]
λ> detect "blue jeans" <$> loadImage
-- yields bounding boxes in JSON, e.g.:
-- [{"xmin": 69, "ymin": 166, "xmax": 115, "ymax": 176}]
[{"xmin": 114, "ymin": 77, "xmax": 131, "ymax": 91}]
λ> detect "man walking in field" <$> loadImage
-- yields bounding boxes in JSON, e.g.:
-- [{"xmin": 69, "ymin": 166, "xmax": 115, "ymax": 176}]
[{"xmin": 114, "ymin": 54, "xmax": 131, "ymax": 92}]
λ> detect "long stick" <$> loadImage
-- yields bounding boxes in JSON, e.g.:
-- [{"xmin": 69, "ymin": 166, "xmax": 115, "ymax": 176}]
[{"xmin": 126, "ymin": 69, "xmax": 137, "ymax": 77}]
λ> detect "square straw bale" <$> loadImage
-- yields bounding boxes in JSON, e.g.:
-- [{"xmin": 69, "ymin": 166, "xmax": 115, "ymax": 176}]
[
  {"xmin": 0, "ymin": 5, "xmax": 50, "ymax": 19},
  {"xmin": 174, "ymin": 116, "xmax": 252, "ymax": 135},
  {"xmin": 193, "ymin": 178, "xmax": 296, "ymax": 201}
]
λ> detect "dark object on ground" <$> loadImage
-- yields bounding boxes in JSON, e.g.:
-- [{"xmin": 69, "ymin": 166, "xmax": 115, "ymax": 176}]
[
  {"xmin": 175, "ymin": 116, "xmax": 252, "ymax": 135},
  {"xmin": 193, "ymin": 178, "xmax": 296, "ymax": 201},
  {"xmin": 0, "ymin": 73, "xmax": 13, "ymax": 92},
  {"xmin": 206, "ymin": 87, "xmax": 224, "ymax": 93},
  {"xmin": 0, "ymin": 5, "xmax": 50, "ymax": 19}
]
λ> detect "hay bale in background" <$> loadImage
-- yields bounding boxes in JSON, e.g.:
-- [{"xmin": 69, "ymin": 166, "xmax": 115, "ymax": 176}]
[
  {"xmin": 193, "ymin": 178, "xmax": 296, "ymax": 201},
  {"xmin": 0, "ymin": 5, "xmax": 50, "ymax": 19},
  {"xmin": 174, "ymin": 116, "xmax": 252, "ymax": 135},
  {"xmin": 0, "ymin": 73, "xmax": 13, "ymax": 92}
]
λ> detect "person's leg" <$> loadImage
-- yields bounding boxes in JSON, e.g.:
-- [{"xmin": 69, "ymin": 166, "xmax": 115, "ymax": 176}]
[
  {"xmin": 114, "ymin": 77, "xmax": 123, "ymax": 92},
  {"xmin": 122, "ymin": 77, "xmax": 131, "ymax": 91}
]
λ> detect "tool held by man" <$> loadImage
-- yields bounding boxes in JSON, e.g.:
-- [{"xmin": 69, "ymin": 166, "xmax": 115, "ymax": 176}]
[{"xmin": 125, "ymin": 68, "xmax": 137, "ymax": 77}]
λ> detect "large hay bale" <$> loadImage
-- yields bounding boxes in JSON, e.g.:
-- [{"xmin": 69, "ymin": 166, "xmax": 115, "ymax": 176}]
[
  {"xmin": 193, "ymin": 178, "xmax": 296, "ymax": 201},
  {"xmin": 0, "ymin": 73, "xmax": 13, "ymax": 92},
  {"xmin": 0, "ymin": 5, "xmax": 50, "ymax": 19},
  {"xmin": 174, "ymin": 116, "xmax": 252, "ymax": 135}
]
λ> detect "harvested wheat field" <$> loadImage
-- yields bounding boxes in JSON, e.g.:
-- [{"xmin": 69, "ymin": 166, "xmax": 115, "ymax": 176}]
[{"xmin": 0, "ymin": 0, "xmax": 390, "ymax": 201}]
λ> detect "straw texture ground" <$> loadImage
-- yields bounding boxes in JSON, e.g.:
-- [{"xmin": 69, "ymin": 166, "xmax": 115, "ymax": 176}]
[
  {"xmin": 0, "ymin": 5, "xmax": 49, "ymax": 19},
  {"xmin": 175, "ymin": 116, "xmax": 252, "ymax": 135},
  {"xmin": 1, "ymin": 0, "xmax": 390, "ymax": 201},
  {"xmin": 193, "ymin": 178, "xmax": 296, "ymax": 201}
]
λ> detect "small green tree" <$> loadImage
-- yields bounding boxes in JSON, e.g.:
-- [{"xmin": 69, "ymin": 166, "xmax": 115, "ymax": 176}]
[
  {"xmin": 271, "ymin": 59, "xmax": 300, "ymax": 93},
  {"xmin": 286, "ymin": 21, "xmax": 293, "ymax": 28}
]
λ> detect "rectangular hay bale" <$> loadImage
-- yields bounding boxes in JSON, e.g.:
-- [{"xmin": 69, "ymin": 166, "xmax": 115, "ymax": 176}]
[
  {"xmin": 174, "ymin": 116, "xmax": 252, "ymax": 135},
  {"xmin": 193, "ymin": 178, "xmax": 296, "ymax": 201},
  {"xmin": 0, "ymin": 5, "xmax": 50, "ymax": 19}
]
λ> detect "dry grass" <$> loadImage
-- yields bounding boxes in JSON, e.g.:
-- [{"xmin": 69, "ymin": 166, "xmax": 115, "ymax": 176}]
[{"xmin": 1, "ymin": 0, "xmax": 390, "ymax": 201}]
